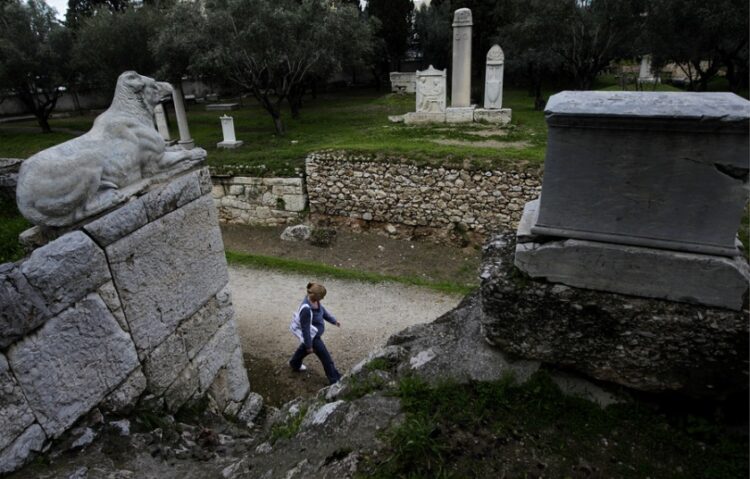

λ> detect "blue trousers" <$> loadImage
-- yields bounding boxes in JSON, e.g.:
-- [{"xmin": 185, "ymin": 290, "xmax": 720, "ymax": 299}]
[{"xmin": 290, "ymin": 335, "xmax": 341, "ymax": 384}]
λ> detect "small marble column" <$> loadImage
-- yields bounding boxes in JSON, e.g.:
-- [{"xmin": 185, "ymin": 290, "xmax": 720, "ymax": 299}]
[
  {"xmin": 153, "ymin": 103, "xmax": 170, "ymax": 141},
  {"xmin": 171, "ymin": 83, "xmax": 194, "ymax": 149},
  {"xmin": 217, "ymin": 115, "xmax": 243, "ymax": 149},
  {"xmin": 450, "ymin": 8, "xmax": 473, "ymax": 108},
  {"xmin": 483, "ymin": 45, "xmax": 504, "ymax": 109}
]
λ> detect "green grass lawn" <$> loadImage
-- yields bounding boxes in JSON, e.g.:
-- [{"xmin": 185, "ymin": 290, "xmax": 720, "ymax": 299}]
[
  {"xmin": 1, "ymin": 88, "xmax": 550, "ymax": 176},
  {"xmin": 1, "ymin": 83, "xmax": 748, "ymax": 256},
  {"xmin": 0, "ymin": 197, "xmax": 30, "ymax": 263}
]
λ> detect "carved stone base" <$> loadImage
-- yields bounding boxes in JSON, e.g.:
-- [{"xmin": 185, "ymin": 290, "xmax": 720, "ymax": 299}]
[
  {"xmin": 217, "ymin": 140, "xmax": 244, "ymax": 149},
  {"xmin": 403, "ymin": 112, "xmax": 446, "ymax": 125},
  {"xmin": 445, "ymin": 106, "xmax": 475, "ymax": 123},
  {"xmin": 474, "ymin": 108, "xmax": 512, "ymax": 125},
  {"xmin": 514, "ymin": 200, "xmax": 750, "ymax": 310}
]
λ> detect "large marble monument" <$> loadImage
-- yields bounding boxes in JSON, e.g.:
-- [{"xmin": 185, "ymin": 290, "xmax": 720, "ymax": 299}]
[
  {"xmin": 514, "ymin": 91, "xmax": 750, "ymax": 310},
  {"xmin": 403, "ymin": 65, "xmax": 447, "ymax": 124},
  {"xmin": 474, "ymin": 44, "xmax": 512, "ymax": 125},
  {"xmin": 16, "ymin": 71, "xmax": 206, "ymax": 228},
  {"xmin": 446, "ymin": 8, "xmax": 474, "ymax": 123}
]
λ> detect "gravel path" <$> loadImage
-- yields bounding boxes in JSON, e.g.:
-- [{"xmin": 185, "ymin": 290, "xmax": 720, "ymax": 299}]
[{"xmin": 229, "ymin": 264, "xmax": 463, "ymax": 378}]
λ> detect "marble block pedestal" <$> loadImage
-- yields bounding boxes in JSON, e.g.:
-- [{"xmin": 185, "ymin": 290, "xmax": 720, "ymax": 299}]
[
  {"xmin": 474, "ymin": 108, "xmax": 512, "ymax": 125},
  {"xmin": 446, "ymin": 106, "xmax": 475, "ymax": 123},
  {"xmin": 217, "ymin": 140, "xmax": 244, "ymax": 149},
  {"xmin": 514, "ymin": 200, "xmax": 750, "ymax": 310},
  {"xmin": 403, "ymin": 112, "xmax": 446, "ymax": 125}
]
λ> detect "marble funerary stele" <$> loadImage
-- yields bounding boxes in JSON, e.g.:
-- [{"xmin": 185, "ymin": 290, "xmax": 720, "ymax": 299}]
[
  {"xmin": 415, "ymin": 65, "xmax": 447, "ymax": 113},
  {"xmin": 16, "ymin": 71, "xmax": 206, "ymax": 227}
]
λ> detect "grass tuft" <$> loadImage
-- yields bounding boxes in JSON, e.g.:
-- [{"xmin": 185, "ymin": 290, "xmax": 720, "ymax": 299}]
[
  {"xmin": 225, "ymin": 250, "xmax": 474, "ymax": 296},
  {"xmin": 0, "ymin": 197, "xmax": 30, "ymax": 264},
  {"xmin": 270, "ymin": 405, "xmax": 308, "ymax": 443}
]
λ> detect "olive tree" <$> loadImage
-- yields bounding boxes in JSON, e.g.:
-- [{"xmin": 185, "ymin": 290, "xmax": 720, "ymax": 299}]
[
  {"xmin": 644, "ymin": 0, "xmax": 748, "ymax": 91},
  {"xmin": 0, "ymin": 0, "xmax": 72, "ymax": 132},
  {"xmin": 71, "ymin": 7, "xmax": 159, "ymax": 94},
  {"xmin": 203, "ymin": 0, "xmax": 373, "ymax": 134}
]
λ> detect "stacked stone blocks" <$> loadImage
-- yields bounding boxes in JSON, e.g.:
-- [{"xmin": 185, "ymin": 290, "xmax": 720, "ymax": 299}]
[
  {"xmin": 212, "ymin": 176, "xmax": 306, "ymax": 226},
  {"xmin": 0, "ymin": 167, "xmax": 254, "ymax": 473}
]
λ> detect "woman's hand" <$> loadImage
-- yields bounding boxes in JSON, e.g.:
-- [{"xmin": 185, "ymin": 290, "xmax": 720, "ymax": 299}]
[{"xmin": 335, "ymin": 321, "xmax": 342, "ymax": 328}]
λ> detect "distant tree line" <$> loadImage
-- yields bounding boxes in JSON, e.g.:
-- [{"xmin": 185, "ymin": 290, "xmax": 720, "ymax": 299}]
[
  {"xmin": 415, "ymin": 0, "xmax": 748, "ymax": 108},
  {"xmin": 0, "ymin": 0, "xmax": 746, "ymax": 133}
]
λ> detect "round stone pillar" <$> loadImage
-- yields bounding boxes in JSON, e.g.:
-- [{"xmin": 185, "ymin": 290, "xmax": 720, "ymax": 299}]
[{"xmin": 171, "ymin": 82, "xmax": 194, "ymax": 149}]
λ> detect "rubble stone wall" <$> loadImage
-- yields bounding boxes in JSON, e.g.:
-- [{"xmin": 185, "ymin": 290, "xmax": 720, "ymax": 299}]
[
  {"xmin": 211, "ymin": 176, "xmax": 306, "ymax": 227},
  {"xmin": 0, "ymin": 167, "xmax": 253, "ymax": 474},
  {"xmin": 305, "ymin": 151, "xmax": 542, "ymax": 242}
]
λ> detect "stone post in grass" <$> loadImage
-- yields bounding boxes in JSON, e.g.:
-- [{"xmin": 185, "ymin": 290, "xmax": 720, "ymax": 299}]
[
  {"xmin": 474, "ymin": 45, "xmax": 512, "ymax": 125},
  {"xmin": 446, "ymin": 8, "xmax": 475, "ymax": 123}
]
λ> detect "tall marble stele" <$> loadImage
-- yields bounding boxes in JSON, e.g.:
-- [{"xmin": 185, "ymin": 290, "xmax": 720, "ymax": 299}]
[
  {"xmin": 474, "ymin": 44, "xmax": 512, "ymax": 125},
  {"xmin": 403, "ymin": 65, "xmax": 447, "ymax": 125},
  {"xmin": 445, "ymin": 8, "xmax": 475, "ymax": 123},
  {"xmin": 514, "ymin": 91, "xmax": 750, "ymax": 310}
]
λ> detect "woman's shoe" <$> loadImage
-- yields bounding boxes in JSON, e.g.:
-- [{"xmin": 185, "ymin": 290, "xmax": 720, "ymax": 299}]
[{"xmin": 289, "ymin": 361, "xmax": 307, "ymax": 372}]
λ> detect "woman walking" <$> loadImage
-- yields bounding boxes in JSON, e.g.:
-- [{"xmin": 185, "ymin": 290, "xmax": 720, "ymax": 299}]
[{"xmin": 289, "ymin": 282, "xmax": 342, "ymax": 385}]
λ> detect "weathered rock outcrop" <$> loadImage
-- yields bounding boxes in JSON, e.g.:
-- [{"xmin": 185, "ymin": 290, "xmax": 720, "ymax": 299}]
[{"xmin": 480, "ymin": 234, "xmax": 750, "ymax": 399}]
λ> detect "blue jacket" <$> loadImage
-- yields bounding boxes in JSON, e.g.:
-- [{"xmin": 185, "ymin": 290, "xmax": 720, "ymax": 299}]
[{"xmin": 299, "ymin": 296, "xmax": 337, "ymax": 349}]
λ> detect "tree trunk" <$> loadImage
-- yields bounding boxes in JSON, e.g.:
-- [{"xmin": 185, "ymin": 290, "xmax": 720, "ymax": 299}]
[
  {"xmin": 533, "ymin": 79, "xmax": 545, "ymax": 111},
  {"xmin": 290, "ymin": 97, "xmax": 301, "ymax": 119},
  {"xmin": 72, "ymin": 90, "xmax": 82, "ymax": 114},
  {"xmin": 36, "ymin": 112, "xmax": 52, "ymax": 133},
  {"xmin": 289, "ymin": 84, "xmax": 304, "ymax": 119},
  {"xmin": 272, "ymin": 115, "xmax": 285, "ymax": 135}
]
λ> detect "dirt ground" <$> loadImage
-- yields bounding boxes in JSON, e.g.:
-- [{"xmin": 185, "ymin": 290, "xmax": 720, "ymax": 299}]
[
  {"xmin": 221, "ymin": 224, "xmax": 481, "ymax": 286},
  {"xmin": 222, "ymin": 225, "xmax": 477, "ymax": 406}
]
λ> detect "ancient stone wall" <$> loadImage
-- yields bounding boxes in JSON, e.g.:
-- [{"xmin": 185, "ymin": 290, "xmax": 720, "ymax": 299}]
[
  {"xmin": 305, "ymin": 151, "xmax": 542, "ymax": 242},
  {"xmin": 0, "ymin": 167, "xmax": 255, "ymax": 474},
  {"xmin": 211, "ymin": 176, "xmax": 307, "ymax": 226}
]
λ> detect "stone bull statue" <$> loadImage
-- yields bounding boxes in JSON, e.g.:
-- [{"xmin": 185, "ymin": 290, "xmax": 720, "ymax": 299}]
[{"xmin": 16, "ymin": 71, "xmax": 206, "ymax": 227}]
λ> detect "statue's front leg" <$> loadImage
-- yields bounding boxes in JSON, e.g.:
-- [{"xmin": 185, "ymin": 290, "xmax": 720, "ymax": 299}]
[{"xmin": 159, "ymin": 147, "xmax": 207, "ymax": 168}]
